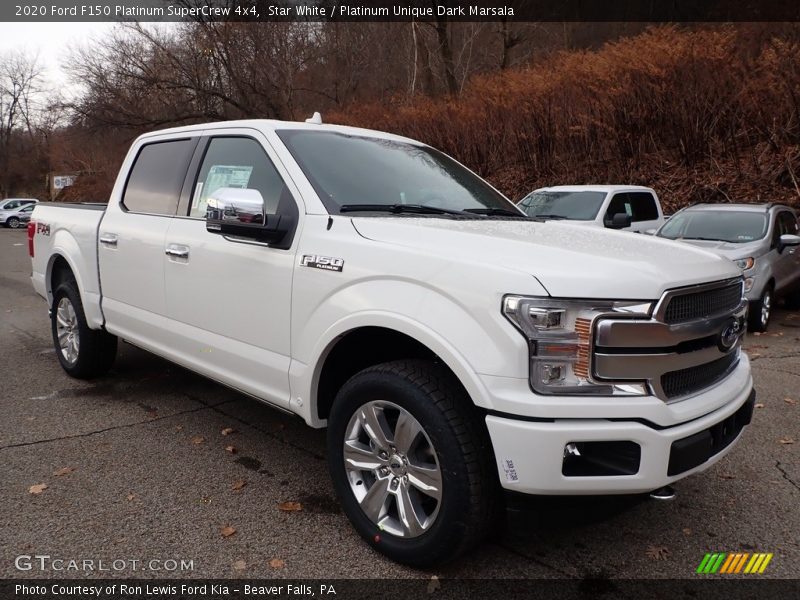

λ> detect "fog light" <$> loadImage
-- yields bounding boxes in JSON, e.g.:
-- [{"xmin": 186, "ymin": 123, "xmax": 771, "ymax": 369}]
[
  {"xmin": 564, "ymin": 443, "xmax": 581, "ymax": 458},
  {"xmin": 744, "ymin": 277, "xmax": 754, "ymax": 292}
]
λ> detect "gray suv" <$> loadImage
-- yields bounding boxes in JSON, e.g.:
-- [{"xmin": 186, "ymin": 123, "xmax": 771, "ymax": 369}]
[{"xmin": 656, "ymin": 203, "xmax": 800, "ymax": 331}]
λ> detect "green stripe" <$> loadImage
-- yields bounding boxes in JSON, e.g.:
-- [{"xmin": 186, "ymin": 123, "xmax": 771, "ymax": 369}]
[
  {"xmin": 697, "ymin": 553, "xmax": 713, "ymax": 573},
  {"xmin": 710, "ymin": 553, "xmax": 727, "ymax": 574},
  {"xmin": 703, "ymin": 554, "xmax": 718, "ymax": 573}
]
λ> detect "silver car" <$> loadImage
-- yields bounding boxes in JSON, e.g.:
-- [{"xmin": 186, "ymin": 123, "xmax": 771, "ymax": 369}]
[
  {"xmin": 656, "ymin": 203, "xmax": 800, "ymax": 331},
  {"xmin": 0, "ymin": 203, "xmax": 36, "ymax": 229}
]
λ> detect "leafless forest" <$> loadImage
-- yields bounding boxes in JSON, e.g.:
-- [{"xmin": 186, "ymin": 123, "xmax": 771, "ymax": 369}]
[{"xmin": 2, "ymin": 21, "xmax": 800, "ymax": 209}]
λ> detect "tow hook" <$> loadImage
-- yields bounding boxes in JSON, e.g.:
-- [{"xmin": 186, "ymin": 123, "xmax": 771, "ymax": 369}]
[{"xmin": 649, "ymin": 485, "xmax": 676, "ymax": 501}]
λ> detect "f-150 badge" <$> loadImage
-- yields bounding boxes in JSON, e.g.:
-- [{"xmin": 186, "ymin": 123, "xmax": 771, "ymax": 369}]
[{"xmin": 301, "ymin": 254, "xmax": 344, "ymax": 272}]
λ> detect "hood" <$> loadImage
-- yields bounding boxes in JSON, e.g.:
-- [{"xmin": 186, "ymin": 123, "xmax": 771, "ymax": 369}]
[
  {"xmin": 671, "ymin": 238, "xmax": 762, "ymax": 261},
  {"xmin": 351, "ymin": 217, "xmax": 741, "ymax": 300}
]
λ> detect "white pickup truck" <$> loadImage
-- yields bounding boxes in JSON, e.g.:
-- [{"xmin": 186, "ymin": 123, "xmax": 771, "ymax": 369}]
[{"xmin": 29, "ymin": 119, "xmax": 754, "ymax": 566}]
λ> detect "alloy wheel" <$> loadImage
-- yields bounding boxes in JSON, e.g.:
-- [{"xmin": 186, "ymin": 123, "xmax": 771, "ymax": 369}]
[{"xmin": 56, "ymin": 297, "xmax": 80, "ymax": 364}]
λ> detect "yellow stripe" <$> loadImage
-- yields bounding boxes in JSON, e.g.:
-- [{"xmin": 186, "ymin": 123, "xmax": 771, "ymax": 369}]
[
  {"xmin": 734, "ymin": 553, "xmax": 749, "ymax": 573},
  {"xmin": 720, "ymin": 553, "xmax": 736, "ymax": 573},
  {"xmin": 751, "ymin": 554, "xmax": 767, "ymax": 574},
  {"xmin": 744, "ymin": 554, "xmax": 762, "ymax": 573},
  {"xmin": 758, "ymin": 553, "xmax": 773, "ymax": 574}
]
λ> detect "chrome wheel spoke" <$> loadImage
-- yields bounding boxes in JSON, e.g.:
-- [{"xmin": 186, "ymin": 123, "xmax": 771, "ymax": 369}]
[
  {"xmin": 55, "ymin": 297, "xmax": 79, "ymax": 365},
  {"xmin": 360, "ymin": 477, "xmax": 391, "ymax": 522},
  {"xmin": 393, "ymin": 410, "xmax": 421, "ymax": 454},
  {"xmin": 406, "ymin": 463, "xmax": 442, "ymax": 500},
  {"xmin": 396, "ymin": 482, "xmax": 425, "ymax": 537},
  {"xmin": 343, "ymin": 440, "xmax": 382, "ymax": 471},
  {"xmin": 359, "ymin": 404, "xmax": 391, "ymax": 451}
]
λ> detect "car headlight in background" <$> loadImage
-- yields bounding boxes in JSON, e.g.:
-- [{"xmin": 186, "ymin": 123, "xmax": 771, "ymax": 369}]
[
  {"xmin": 735, "ymin": 257, "xmax": 755, "ymax": 270},
  {"xmin": 502, "ymin": 296, "xmax": 650, "ymax": 396}
]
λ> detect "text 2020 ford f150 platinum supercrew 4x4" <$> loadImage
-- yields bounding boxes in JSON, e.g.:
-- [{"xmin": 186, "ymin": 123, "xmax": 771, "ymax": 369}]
[{"xmin": 29, "ymin": 120, "xmax": 755, "ymax": 566}]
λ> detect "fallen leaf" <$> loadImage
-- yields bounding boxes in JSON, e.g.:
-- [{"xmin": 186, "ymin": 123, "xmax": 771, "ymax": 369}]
[
  {"xmin": 718, "ymin": 473, "xmax": 736, "ymax": 480},
  {"xmin": 646, "ymin": 545, "xmax": 670, "ymax": 560},
  {"xmin": 753, "ymin": 332, "xmax": 762, "ymax": 336},
  {"xmin": 53, "ymin": 467, "xmax": 75, "ymax": 477},
  {"xmin": 191, "ymin": 436, "xmax": 205, "ymax": 445},
  {"xmin": 233, "ymin": 559, "xmax": 247, "ymax": 571},
  {"xmin": 682, "ymin": 528, "xmax": 692, "ymax": 536},
  {"xmin": 427, "ymin": 575, "xmax": 441, "ymax": 594},
  {"xmin": 225, "ymin": 445, "xmax": 237, "ymax": 454},
  {"xmin": 175, "ymin": 425, "xmax": 184, "ymax": 432},
  {"xmin": 749, "ymin": 353, "xmax": 762, "ymax": 359},
  {"xmin": 784, "ymin": 398, "xmax": 797, "ymax": 406},
  {"xmin": 126, "ymin": 492, "xmax": 137, "ymax": 501},
  {"xmin": 231, "ymin": 480, "xmax": 247, "ymax": 492},
  {"xmin": 220, "ymin": 525, "xmax": 237, "ymax": 538},
  {"xmin": 779, "ymin": 437, "xmax": 795, "ymax": 445},
  {"xmin": 755, "ymin": 403, "xmax": 765, "ymax": 409},
  {"xmin": 221, "ymin": 427, "xmax": 236, "ymax": 436},
  {"xmin": 278, "ymin": 501, "xmax": 303, "ymax": 512},
  {"xmin": 29, "ymin": 483, "xmax": 48, "ymax": 495},
  {"xmin": 269, "ymin": 558, "xmax": 285, "ymax": 569}
]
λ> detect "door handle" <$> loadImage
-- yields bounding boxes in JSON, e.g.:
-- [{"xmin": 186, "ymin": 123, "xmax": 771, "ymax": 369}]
[
  {"xmin": 165, "ymin": 244, "xmax": 190, "ymax": 259},
  {"xmin": 99, "ymin": 233, "xmax": 118, "ymax": 247}
]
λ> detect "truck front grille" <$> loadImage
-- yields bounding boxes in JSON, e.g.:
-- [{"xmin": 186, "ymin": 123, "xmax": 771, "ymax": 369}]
[
  {"xmin": 661, "ymin": 352, "xmax": 740, "ymax": 400},
  {"xmin": 663, "ymin": 279, "xmax": 743, "ymax": 324}
]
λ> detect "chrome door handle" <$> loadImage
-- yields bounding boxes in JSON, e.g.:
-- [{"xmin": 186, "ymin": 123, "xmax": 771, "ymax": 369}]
[
  {"xmin": 165, "ymin": 244, "xmax": 189, "ymax": 259},
  {"xmin": 99, "ymin": 234, "xmax": 118, "ymax": 246}
]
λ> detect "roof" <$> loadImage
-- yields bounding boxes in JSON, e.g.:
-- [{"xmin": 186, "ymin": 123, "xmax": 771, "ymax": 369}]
[
  {"xmin": 682, "ymin": 203, "xmax": 794, "ymax": 213},
  {"xmin": 137, "ymin": 118, "xmax": 420, "ymax": 146},
  {"xmin": 532, "ymin": 185, "xmax": 655, "ymax": 193}
]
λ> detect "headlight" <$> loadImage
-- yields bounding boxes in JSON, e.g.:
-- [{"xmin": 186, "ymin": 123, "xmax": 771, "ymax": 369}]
[
  {"xmin": 502, "ymin": 296, "xmax": 651, "ymax": 396},
  {"xmin": 734, "ymin": 257, "xmax": 755, "ymax": 270}
]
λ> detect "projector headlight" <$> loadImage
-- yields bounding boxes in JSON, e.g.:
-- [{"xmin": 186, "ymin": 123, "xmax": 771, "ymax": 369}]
[
  {"xmin": 502, "ymin": 296, "xmax": 650, "ymax": 396},
  {"xmin": 734, "ymin": 257, "xmax": 755, "ymax": 271}
]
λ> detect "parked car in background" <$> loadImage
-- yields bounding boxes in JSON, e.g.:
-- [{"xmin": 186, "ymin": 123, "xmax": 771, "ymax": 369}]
[
  {"xmin": 0, "ymin": 203, "xmax": 36, "ymax": 228},
  {"xmin": 656, "ymin": 203, "xmax": 800, "ymax": 331},
  {"xmin": 0, "ymin": 198, "xmax": 37, "ymax": 211},
  {"xmin": 517, "ymin": 185, "xmax": 665, "ymax": 233}
]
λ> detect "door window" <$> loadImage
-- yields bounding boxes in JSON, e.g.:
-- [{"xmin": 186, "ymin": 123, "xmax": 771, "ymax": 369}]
[
  {"xmin": 189, "ymin": 137, "xmax": 291, "ymax": 219},
  {"xmin": 605, "ymin": 192, "xmax": 659, "ymax": 223},
  {"xmin": 123, "ymin": 139, "xmax": 197, "ymax": 215}
]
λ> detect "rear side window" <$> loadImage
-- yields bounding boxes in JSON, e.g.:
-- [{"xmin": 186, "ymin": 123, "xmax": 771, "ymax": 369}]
[
  {"xmin": 123, "ymin": 139, "xmax": 197, "ymax": 215},
  {"xmin": 777, "ymin": 211, "xmax": 799, "ymax": 236},
  {"xmin": 606, "ymin": 192, "xmax": 659, "ymax": 223}
]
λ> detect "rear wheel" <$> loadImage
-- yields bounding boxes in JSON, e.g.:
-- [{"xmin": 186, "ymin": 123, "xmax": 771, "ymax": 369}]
[
  {"xmin": 326, "ymin": 360, "xmax": 501, "ymax": 567},
  {"xmin": 7, "ymin": 217, "xmax": 20, "ymax": 229},
  {"xmin": 51, "ymin": 280, "xmax": 117, "ymax": 378},
  {"xmin": 748, "ymin": 285, "xmax": 773, "ymax": 332}
]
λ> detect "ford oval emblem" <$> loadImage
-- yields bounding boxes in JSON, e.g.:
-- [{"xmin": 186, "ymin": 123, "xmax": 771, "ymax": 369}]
[{"xmin": 718, "ymin": 319, "xmax": 741, "ymax": 352}]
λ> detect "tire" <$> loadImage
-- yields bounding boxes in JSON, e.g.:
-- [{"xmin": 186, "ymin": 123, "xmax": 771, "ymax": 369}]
[
  {"xmin": 7, "ymin": 217, "xmax": 20, "ymax": 229},
  {"xmin": 326, "ymin": 359, "xmax": 501, "ymax": 567},
  {"xmin": 51, "ymin": 279, "xmax": 117, "ymax": 378},
  {"xmin": 748, "ymin": 285, "xmax": 773, "ymax": 333}
]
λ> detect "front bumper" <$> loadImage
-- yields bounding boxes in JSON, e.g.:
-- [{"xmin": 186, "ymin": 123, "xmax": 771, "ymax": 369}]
[{"xmin": 485, "ymin": 383, "xmax": 754, "ymax": 495}]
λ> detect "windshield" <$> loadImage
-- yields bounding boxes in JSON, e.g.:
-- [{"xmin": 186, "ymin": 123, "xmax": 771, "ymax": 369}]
[
  {"xmin": 658, "ymin": 211, "xmax": 767, "ymax": 243},
  {"xmin": 277, "ymin": 130, "xmax": 516, "ymax": 214},
  {"xmin": 519, "ymin": 191, "xmax": 606, "ymax": 220}
]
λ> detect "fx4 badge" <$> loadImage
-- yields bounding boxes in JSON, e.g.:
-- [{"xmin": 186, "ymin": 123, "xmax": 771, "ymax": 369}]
[
  {"xmin": 36, "ymin": 222, "xmax": 51, "ymax": 236},
  {"xmin": 301, "ymin": 254, "xmax": 344, "ymax": 272}
]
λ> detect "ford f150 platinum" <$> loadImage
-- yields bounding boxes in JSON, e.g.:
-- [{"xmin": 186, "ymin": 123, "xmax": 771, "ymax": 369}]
[{"xmin": 29, "ymin": 119, "xmax": 755, "ymax": 566}]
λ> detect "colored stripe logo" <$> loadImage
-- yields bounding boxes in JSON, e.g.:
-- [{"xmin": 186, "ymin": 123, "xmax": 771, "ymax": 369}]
[{"xmin": 696, "ymin": 552, "xmax": 773, "ymax": 574}]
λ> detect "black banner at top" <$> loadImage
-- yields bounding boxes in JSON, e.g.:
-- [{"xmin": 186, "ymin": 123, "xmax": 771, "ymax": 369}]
[{"xmin": 4, "ymin": 0, "xmax": 800, "ymax": 23}]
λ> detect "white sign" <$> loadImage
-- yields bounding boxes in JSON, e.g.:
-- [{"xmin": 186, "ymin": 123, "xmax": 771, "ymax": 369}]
[{"xmin": 53, "ymin": 176, "xmax": 75, "ymax": 190}]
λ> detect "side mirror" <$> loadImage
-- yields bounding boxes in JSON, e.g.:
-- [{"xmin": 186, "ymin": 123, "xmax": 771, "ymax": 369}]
[
  {"xmin": 606, "ymin": 213, "xmax": 633, "ymax": 230},
  {"xmin": 206, "ymin": 187, "xmax": 290, "ymax": 243},
  {"xmin": 780, "ymin": 233, "xmax": 800, "ymax": 248},
  {"xmin": 644, "ymin": 228, "xmax": 657, "ymax": 235}
]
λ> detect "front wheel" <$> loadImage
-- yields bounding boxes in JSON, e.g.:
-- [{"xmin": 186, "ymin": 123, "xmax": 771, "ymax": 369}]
[
  {"xmin": 326, "ymin": 360, "xmax": 501, "ymax": 567},
  {"xmin": 748, "ymin": 286, "xmax": 773, "ymax": 333},
  {"xmin": 7, "ymin": 217, "xmax": 20, "ymax": 229},
  {"xmin": 51, "ymin": 280, "xmax": 118, "ymax": 378}
]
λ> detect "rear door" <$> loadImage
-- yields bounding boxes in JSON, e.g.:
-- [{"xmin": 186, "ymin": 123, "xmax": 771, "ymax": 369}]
[
  {"xmin": 163, "ymin": 130, "xmax": 301, "ymax": 405},
  {"xmin": 604, "ymin": 191, "xmax": 662, "ymax": 233},
  {"xmin": 99, "ymin": 137, "xmax": 198, "ymax": 349},
  {"xmin": 773, "ymin": 210, "xmax": 800, "ymax": 291}
]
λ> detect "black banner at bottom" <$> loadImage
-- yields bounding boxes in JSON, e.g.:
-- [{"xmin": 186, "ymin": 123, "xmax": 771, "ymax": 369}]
[{"xmin": 3, "ymin": 579, "xmax": 800, "ymax": 600}]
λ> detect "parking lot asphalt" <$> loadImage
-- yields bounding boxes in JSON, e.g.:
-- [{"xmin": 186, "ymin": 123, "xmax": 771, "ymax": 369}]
[{"xmin": 1, "ymin": 227, "xmax": 798, "ymax": 581}]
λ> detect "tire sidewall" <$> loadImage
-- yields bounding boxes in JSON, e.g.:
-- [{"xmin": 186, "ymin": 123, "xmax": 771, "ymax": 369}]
[
  {"xmin": 327, "ymin": 370, "xmax": 474, "ymax": 566},
  {"xmin": 8, "ymin": 218, "xmax": 19, "ymax": 229}
]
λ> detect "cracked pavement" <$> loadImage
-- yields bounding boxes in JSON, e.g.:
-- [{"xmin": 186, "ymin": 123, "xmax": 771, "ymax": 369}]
[{"xmin": 1, "ymin": 229, "xmax": 798, "ymax": 579}]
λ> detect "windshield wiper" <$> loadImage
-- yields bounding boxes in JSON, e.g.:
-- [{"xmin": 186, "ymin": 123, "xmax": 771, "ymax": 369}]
[
  {"xmin": 531, "ymin": 214, "xmax": 569, "ymax": 220},
  {"xmin": 679, "ymin": 236, "xmax": 723, "ymax": 242},
  {"xmin": 339, "ymin": 203, "xmax": 470, "ymax": 216},
  {"xmin": 463, "ymin": 207, "xmax": 527, "ymax": 217}
]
